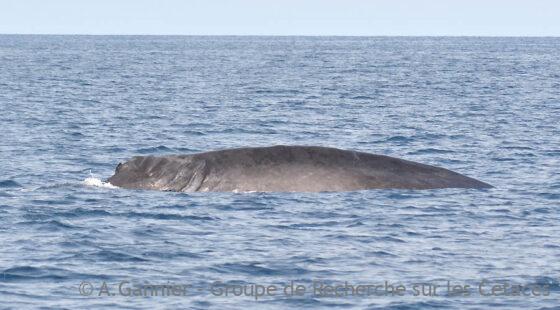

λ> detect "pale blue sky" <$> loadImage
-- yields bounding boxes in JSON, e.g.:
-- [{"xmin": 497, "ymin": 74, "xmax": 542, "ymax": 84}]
[{"xmin": 1, "ymin": 0, "xmax": 559, "ymax": 36}]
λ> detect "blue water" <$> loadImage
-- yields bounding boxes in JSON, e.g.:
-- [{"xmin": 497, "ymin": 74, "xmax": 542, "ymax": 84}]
[{"xmin": 1, "ymin": 35, "xmax": 559, "ymax": 309}]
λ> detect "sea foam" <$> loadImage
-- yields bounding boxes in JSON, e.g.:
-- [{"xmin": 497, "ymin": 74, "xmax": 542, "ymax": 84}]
[{"xmin": 82, "ymin": 177, "xmax": 118, "ymax": 189}]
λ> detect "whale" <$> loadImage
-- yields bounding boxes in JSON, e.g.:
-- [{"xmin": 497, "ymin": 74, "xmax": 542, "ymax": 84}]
[{"xmin": 106, "ymin": 145, "xmax": 491, "ymax": 192}]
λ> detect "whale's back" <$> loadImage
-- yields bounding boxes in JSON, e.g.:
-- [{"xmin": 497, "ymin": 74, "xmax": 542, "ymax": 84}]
[
  {"xmin": 189, "ymin": 146, "xmax": 490, "ymax": 191},
  {"xmin": 108, "ymin": 145, "xmax": 492, "ymax": 192}
]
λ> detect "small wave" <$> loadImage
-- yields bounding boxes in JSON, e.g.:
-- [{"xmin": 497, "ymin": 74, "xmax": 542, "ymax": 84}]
[
  {"xmin": 82, "ymin": 177, "xmax": 118, "ymax": 189},
  {"xmin": 370, "ymin": 250, "xmax": 398, "ymax": 257},
  {"xmin": 183, "ymin": 130, "xmax": 206, "ymax": 136},
  {"xmin": 124, "ymin": 211, "xmax": 215, "ymax": 221},
  {"xmin": 137, "ymin": 145, "xmax": 174, "ymax": 154},
  {"xmin": 92, "ymin": 250, "xmax": 149, "ymax": 262},
  {"xmin": 385, "ymin": 135, "xmax": 414, "ymax": 143},
  {"xmin": 408, "ymin": 148, "xmax": 455, "ymax": 155},
  {"xmin": 350, "ymin": 95, "xmax": 374, "ymax": 100},
  {"xmin": 2, "ymin": 266, "xmax": 79, "ymax": 281},
  {"xmin": 254, "ymin": 89, "xmax": 302, "ymax": 95},
  {"xmin": 211, "ymin": 262, "xmax": 309, "ymax": 276},
  {"xmin": 17, "ymin": 220, "xmax": 80, "ymax": 231},
  {"xmin": 20, "ymin": 182, "xmax": 81, "ymax": 192},
  {"xmin": 0, "ymin": 180, "xmax": 21, "ymax": 188}
]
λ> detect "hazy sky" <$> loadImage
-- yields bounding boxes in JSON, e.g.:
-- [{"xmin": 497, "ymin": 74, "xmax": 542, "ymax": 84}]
[{"xmin": 1, "ymin": 0, "xmax": 559, "ymax": 36}]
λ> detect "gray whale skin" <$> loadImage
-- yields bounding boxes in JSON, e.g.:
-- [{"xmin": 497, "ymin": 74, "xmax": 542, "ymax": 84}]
[{"xmin": 107, "ymin": 145, "xmax": 491, "ymax": 192}]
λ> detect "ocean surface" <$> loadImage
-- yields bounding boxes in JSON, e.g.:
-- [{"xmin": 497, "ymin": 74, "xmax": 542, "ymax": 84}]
[{"xmin": 0, "ymin": 35, "xmax": 559, "ymax": 309}]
